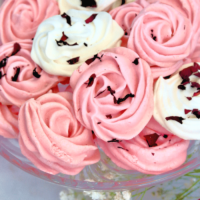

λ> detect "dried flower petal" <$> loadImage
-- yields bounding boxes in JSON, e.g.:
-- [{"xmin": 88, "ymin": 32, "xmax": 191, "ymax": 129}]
[
  {"xmin": 12, "ymin": 67, "xmax": 20, "ymax": 82},
  {"xmin": 165, "ymin": 116, "xmax": 185, "ymax": 124},
  {"xmin": 144, "ymin": 133, "xmax": 159, "ymax": 147},
  {"xmin": 33, "ymin": 68, "xmax": 41, "ymax": 78},
  {"xmin": 11, "ymin": 43, "xmax": 21, "ymax": 56},
  {"xmin": 192, "ymin": 109, "xmax": 200, "ymax": 119},
  {"xmin": 108, "ymin": 139, "xmax": 122, "ymax": 143},
  {"xmin": 67, "ymin": 57, "xmax": 79, "ymax": 64},
  {"xmin": 184, "ymin": 109, "xmax": 191, "ymax": 114},
  {"xmin": 81, "ymin": 0, "xmax": 97, "ymax": 7},
  {"xmin": 86, "ymin": 74, "xmax": 96, "ymax": 87},
  {"xmin": 85, "ymin": 14, "xmax": 98, "ymax": 24},
  {"xmin": 61, "ymin": 13, "xmax": 72, "ymax": 26}
]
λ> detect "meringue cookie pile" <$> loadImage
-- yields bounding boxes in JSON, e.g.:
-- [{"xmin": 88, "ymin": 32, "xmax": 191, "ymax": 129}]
[{"xmin": 0, "ymin": 0, "xmax": 200, "ymax": 176}]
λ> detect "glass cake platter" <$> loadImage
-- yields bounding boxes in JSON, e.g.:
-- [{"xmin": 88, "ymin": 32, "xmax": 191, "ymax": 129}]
[
  {"xmin": 0, "ymin": 0, "xmax": 200, "ymax": 195},
  {"xmin": 0, "ymin": 136, "xmax": 200, "ymax": 191}
]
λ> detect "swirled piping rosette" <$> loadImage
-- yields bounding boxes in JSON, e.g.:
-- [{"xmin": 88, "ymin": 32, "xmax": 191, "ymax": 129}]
[
  {"xmin": 140, "ymin": 0, "xmax": 200, "ymax": 60},
  {"xmin": 127, "ymin": 2, "xmax": 194, "ymax": 79},
  {"xmin": 18, "ymin": 92, "xmax": 100, "ymax": 175},
  {"xmin": 0, "ymin": 104, "xmax": 19, "ymax": 138},
  {"xmin": 31, "ymin": 9, "xmax": 124, "ymax": 77},
  {"xmin": 0, "ymin": 0, "xmax": 59, "ymax": 44},
  {"xmin": 110, "ymin": 1, "xmax": 148, "ymax": 47},
  {"xmin": 96, "ymin": 117, "xmax": 190, "ymax": 174},
  {"xmin": 70, "ymin": 47, "xmax": 154, "ymax": 141},
  {"xmin": 58, "ymin": 0, "xmax": 132, "ymax": 14},
  {"xmin": 0, "ymin": 40, "xmax": 64, "ymax": 107},
  {"xmin": 154, "ymin": 62, "xmax": 200, "ymax": 140}
]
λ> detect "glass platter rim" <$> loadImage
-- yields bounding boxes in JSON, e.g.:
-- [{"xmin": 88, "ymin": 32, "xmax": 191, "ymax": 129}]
[{"xmin": 0, "ymin": 136, "xmax": 200, "ymax": 191}]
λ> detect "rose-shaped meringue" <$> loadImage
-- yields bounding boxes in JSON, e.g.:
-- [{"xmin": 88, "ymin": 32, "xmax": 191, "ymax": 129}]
[
  {"xmin": 58, "ymin": 0, "xmax": 116, "ymax": 13},
  {"xmin": 110, "ymin": 2, "xmax": 147, "ymax": 47},
  {"xmin": 154, "ymin": 62, "xmax": 200, "ymax": 140},
  {"xmin": 142, "ymin": 0, "xmax": 200, "ymax": 58},
  {"xmin": 18, "ymin": 92, "xmax": 100, "ymax": 175},
  {"xmin": 70, "ymin": 47, "xmax": 154, "ymax": 141},
  {"xmin": 31, "ymin": 9, "xmax": 124, "ymax": 77},
  {"xmin": 58, "ymin": 0, "xmax": 136, "ymax": 14},
  {"xmin": 0, "ymin": 40, "xmax": 64, "ymax": 107},
  {"xmin": 0, "ymin": 0, "xmax": 59, "ymax": 44},
  {"xmin": 111, "ymin": 0, "xmax": 138, "ymax": 10},
  {"xmin": 0, "ymin": 104, "xmax": 19, "ymax": 138},
  {"xmin": 97, "ymin": 117, "xmax": 190, "ymax": 174},
  {"xmin": 127, "ymin": 3, "xmax": 193, "ymax": 79}
]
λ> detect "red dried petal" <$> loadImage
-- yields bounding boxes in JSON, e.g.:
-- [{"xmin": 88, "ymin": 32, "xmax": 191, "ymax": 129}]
[
  {"xmin": 144, "ymin": 133, "xmax": 159, "ymax": 147},
  {"xmin": 186, "ymin": 97, "xmax": 192, "ymax": 101},
  {"xmin": 165, "ymin": 116, "xmax": 185, "ymax": 124},
  {"xmin": 67, "ymin": 57, "xmax": 79, "ymax": 64},
  {"xmin": 61, "ymin": 32, "xmax": 68, "ymax": 41},
  {"xmin": 86, "ymin": 74, "xmax": 96, "ymax": 87},
  {"xmin": 178, "ymin": 85, "xmax": 186, "ymax": 90},
  {"xmin": 0, "ymin": 56, "xmax": 8, "ymax": 69},
  {"xmin": 118, "ymin": 147, "xmax": 129, "ymax": 151},
  {"xmin": 164, "ymin": 75, "xmax": 171, "ymax": 79},
  {"xmin": 11, "ymin": 43, "xmax": 21, "ymax": 56},
  {"xmin": 33, "ymin": 68, "xmax": 41, "ymax": 78},
  {"xmin": 85, "ymin": 14, "xmax": 98, "ymax": 24},
  {"xmin": 132, "ymin": 58, "xmax": 139, "ymax": 65},
  {"xmin": 0, "ymin": 71, "xmax": 6, "ymax": 79},
  {"xmin": 194, "ymin": 72, "xmax": 200, "ymax": 78},
  {"xmin": 193, "ymin": 62, "xmax": 200, "ymax": 72},
  {"xmin": 12, "ymin": 67, "xmax": 20, "ymax": 81},
  {"xmin": 108, "ymin": 139, "xmax": 122, "ymax": 143},
  {"xmin": 106, "ymin": 114, "xmax": 112, "ymax": 119},
  {"xmin": 192, "ymin": 109, "xmax": 200, "ymax": 119},
  {"xmin": 61, "ymin": 13, "xmax": 72, "ymax": 26},
  {"xmin": 81, "ymin": 0, "xmax": 97, "ymax": 7},
  {"xmin": 191, "ymin": 82, "xmax": 200, "ymax": 89},
  {"xmin": 116, "ymin": 93, "xmax": 135, "ymax": 104},
  {"xmin": 184, "ymin": 109, "xmax": 191, "ymax": 114},
  {"xmin": 193, "ymin": 90, "xmax": 200, "ymax": 97},
  {"xmin": 95, "ymin": 89, "xmax": 106, "ymax": 98},
  {"xmin": 179, "ymin": 66, "xmax": 193, "ymax": 80},
  {"xmin": 181, "ymin": 79, "xmax": 190, "ymax": 85}
]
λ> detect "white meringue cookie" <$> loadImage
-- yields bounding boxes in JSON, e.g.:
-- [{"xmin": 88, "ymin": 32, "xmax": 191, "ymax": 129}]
[
  {"xmin": 154, "ymin": 62, "xmax": 200, "ymax": 140},
  {"xmin": 31, "ymin": 9, "xmax": 124, "ymax": 77}
]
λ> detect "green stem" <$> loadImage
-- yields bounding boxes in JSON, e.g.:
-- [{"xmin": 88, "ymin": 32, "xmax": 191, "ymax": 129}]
[
  {"xmin": 175, "ymin": 178, "xmax": 200, "ymax": 200},
  {"xmin": 140, "ymin": 188, "xmax": 147, "ymax": 200}
]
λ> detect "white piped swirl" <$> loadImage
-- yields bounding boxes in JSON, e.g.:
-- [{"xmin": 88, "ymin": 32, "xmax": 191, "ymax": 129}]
[
  {"xmin": 31, "ymin": 9, "xmax": 124, "ymax": 77},
  {"xmin": 154, "ymin": 62, "xmax": 200, "ymax": 140}
]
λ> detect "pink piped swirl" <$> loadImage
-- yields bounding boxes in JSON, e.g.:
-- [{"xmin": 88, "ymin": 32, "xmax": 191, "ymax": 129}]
[
  {"xmin": 70, "ymin": 47, "xmax": 154, "ymax": 142},
  {"xmin": 141, "ymin": 0, "xmax": 200, "ymax": 59},
  {"xmin": 97, "ymin": 117, "xmax": 190, "ymax": 174},
  {"xmin": 0, "ymin": 0, "xmax": 59, "ymax": 44},
  {"xmin": 127, "ymin": 3, "xmax": 193, "ymax": 79},
  {"xmin": 0, "ymin": 40, "xmax": 65, "ymax": 107},
  {"xmin": 0, "ymin": 104, "xmax": 19, "ymax": 138},
  {"xmin": 110, "ymin": 1, "xmax": 148, "ymax": 47},
  {"xmin": 18, "ymin": 92, "xmax": 100, "ymax": 175}
]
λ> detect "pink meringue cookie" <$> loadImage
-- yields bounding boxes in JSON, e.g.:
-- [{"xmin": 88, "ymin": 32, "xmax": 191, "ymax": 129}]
[
  {"xmin": 18, "ymin": 92, "xmax": 100, "ymax": 175},
  {"xmin": 141, "ymin": 0, "xmax": 200, "ymax": 58},
  {"xmin": 97, "ymin": 117, "xmax": 190, "ymax": 174},
  {"xmin": 0, "ymin": 0, "xmax": 59, "ymax": 44},
  {"xmin": 70, "ymin": 47, "xmax": 154, "ymax": 142},
  {"xmin": 110, "ymin": 2, "xmax": 147, "ymax": 47},
  {"xmin": 0, "ymin": 40, "xmax": 65, "ymax": 107},
  {"xmin": 128, "ymin": 2, "xmax": 193, "ymax": 79},
  {"xmin": 0, "ymin": 104, "xmax": 19, "ymax": 138}
]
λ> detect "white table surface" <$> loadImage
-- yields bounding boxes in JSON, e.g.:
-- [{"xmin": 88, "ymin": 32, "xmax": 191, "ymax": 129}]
[{"xmin": 0, "ymin": 156, "xmax": 63, "ymax": 200}]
